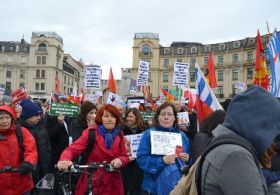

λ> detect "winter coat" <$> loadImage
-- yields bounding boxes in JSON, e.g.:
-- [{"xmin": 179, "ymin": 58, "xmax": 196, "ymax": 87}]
[
  {"xmin": 192, "ymin": 131, "xmax": 212, "ymax": 162},
  {"xmin": 20, "ymin": 119, "xmax": 52, "ymax": 184},
  {"xmin": 46, "ymin": 115, "xmax": 72, "ymax": 173},
  {"xmin": 200, "ymin": 86, "xmax": 280, "ymax": 195},
  {"xmin": 136, "ymin": 125, "xmax": 190, "ymax": 194},
  {"xmin": 0, "ymin": 105, "xmax": 37, "ymax": 195},
  {"xmin": 70, "ymin": 116, "xmax": 87, "ymax": 142},
  {"xmin": 121, "ymin": 125, "xmax": 144, "ymax": 193},
  {"xmin": 60, "ymin": 126, "xmax": 129, "ymax": 195}
]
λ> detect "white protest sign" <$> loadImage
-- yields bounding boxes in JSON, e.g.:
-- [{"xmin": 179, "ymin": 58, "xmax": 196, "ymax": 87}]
[
  {"xmin": 125, "ymin": 133, "xmax": 143, "ymax": 158},
  {"xmin": 177, "ymin": 112, "xmax": 189, "ymax": 126},
  {"xmin": 0, "ymin": 86, "xmax": 5, "ymax": 99},
  {"xmin": 150, "ymin": 131, "xmax": 182, "ymax": 155},
  {"xmin": 85, "ymin": 94, "xmax": 99, "ymax": 104},
  {"xmin": 234, "ymin": 81, "xmax": 247, "ymax": 91},
  {"xmin": 173, "ymin": 62, "xmax": 189, "ymax": 86},
  {"xmin": 107, "ymin": 92, "xmax": 123, "ymax": 105},
  {"xmin": 84, "ymin": 65, "xmax": 101, "ymax": 88},
  {"xmin": 137, "ymin": 60, "xmax": 149, "ymax": 86}
]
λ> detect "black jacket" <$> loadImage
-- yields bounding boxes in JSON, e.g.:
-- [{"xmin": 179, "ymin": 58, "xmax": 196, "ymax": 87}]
[{"xmin": 19, "ymin": 119, "xmax": 52, "ymax": 184}]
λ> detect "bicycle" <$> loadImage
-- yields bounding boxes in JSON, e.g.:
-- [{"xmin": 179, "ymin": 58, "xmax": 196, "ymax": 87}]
[{"xmin": 55, "ymin": 161, "xmax": 119, "ymax": 195}]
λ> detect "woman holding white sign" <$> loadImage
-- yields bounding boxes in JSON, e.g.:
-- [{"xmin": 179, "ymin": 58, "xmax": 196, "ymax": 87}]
[
  {"xmin": 136, "ymin": 103, "xmax": 190, "ymax": 195},
  {"xmin": 121, "ymin": 108, "xmax": 148, "ymax": 195}
]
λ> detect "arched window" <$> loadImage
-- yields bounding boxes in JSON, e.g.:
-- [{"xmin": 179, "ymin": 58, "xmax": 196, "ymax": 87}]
[
  {"xmin": 38, "ymin": 43, "xmax": 47, "ymax": 51},
  {"xmin": 141, "ymin": 44, "xmax": 151, "ymax": 53}
]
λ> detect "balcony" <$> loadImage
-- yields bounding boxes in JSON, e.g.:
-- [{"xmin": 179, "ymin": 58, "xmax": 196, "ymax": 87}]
[
  {"xmin": 35, "ymin": 50, "xmax": 48, "ymax": 55},
  {"xmin": 139, "ymin": 52, "xmax": 152, "ymax": 57}
]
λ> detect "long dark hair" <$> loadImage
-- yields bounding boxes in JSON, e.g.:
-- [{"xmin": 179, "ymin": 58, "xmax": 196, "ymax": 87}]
[
  {"xmin": 153, "ymin": 103, "xmax": 178, "ymax": 128},
  {"xmin": 125, "ymin": 108, "xmax": 147, "ymax": 132}
]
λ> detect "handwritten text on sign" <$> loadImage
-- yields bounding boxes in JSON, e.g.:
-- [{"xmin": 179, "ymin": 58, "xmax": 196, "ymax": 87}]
[
  {"xmin": 125, "ymin": 133, "xmax": 143, "ymax": 158},
  {"xmin": 150, "ymin": 131, "xmax": 182, "ymax": 155}
]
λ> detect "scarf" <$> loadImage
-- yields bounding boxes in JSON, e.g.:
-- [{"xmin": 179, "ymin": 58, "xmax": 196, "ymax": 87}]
[{"xmin": 98, "ymin": 124, "xmax": 120, "ymax": 149}]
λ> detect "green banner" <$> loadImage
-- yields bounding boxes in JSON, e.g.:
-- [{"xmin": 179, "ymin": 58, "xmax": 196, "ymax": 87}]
[
  {"xmin": 140, "ymin": 111, "xmax": 155, "ymax": 121},
  {"xmin": 169, "ymin": 89, "xmax": 183, "ymax": 99},
  {"xmin": 49, "ymin": 102, "xmax": 79, "ymax": 117}
]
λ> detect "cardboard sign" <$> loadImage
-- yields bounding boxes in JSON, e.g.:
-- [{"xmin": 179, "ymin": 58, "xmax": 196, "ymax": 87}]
[
  {"xmin": 150, "ymin": 131, "xmax": 182, "ymax": 155},
  {"xmin": 125, "ymin": 134, "xmax": 143, "ymax": 158}
]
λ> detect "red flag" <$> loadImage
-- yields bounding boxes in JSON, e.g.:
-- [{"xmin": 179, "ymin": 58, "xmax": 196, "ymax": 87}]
[
  {"xmin": 55, "ymin": 73, "xmax": 60, "ymax": 94},
  {"xmin": 206, "ymin": 51, "xmax": 217, "ymax": 88},
  {"xmin": 107, "ymin": 67, "xmax": 117, "ymax": 93},
  {"xmin": 253, "ymin": 30, "xmax": 269, "ymax": 90},
  {"xmin": 161, "ymin": 87, "xmax": 175, "ymax": 103},
  {"xmin": 145, "ymin": 84, "xmax": 151, "ymax": 100}
]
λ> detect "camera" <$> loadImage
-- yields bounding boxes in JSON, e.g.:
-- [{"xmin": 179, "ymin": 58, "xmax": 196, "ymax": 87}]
[{"xmin": 104, "ymin": 164, "xmax": 117, "ymax": 172}]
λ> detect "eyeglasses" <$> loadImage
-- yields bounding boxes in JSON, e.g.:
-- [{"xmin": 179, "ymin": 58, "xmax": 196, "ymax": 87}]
[{"xmin": 159, "ymin": 113, "xmax": 174, "ymax": 118}]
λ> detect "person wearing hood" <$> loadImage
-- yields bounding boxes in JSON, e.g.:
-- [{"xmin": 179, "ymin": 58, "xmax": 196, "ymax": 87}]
[
  {"xmin": 199, "ymin": 86, "xmax": 280, "ymax": 195},
  {"xmin": 19, "ymin": 98, "xmax": 52, "ymax": 190},
  {"xmin": 136, "ymin": 103, "xmax": 190, "ymax": 195},
  {"xmin": 0, "ymin": 105, "xmax": 37, "ymax": 194}
]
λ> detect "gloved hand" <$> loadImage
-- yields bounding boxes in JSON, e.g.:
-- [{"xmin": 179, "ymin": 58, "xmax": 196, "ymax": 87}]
[{"xmin": 18, "ymin": 161, "xmax": 33, "ymax": 175}]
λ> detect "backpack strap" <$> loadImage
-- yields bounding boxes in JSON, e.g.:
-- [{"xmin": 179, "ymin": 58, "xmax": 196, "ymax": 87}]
[
  {"xmin": 80, "ymin": 128, "xmax": 96, "ymax": 165},
  {"xmin": 195, "ymin": 133, "xmax": 260, "ymax": 195},
  {"xmin": 15, "ymin": 124, "xmax": 24, "ymax": 161}
]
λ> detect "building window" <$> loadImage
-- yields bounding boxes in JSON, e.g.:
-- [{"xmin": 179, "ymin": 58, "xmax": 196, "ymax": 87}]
[
  {"xmin": 247, "ymin": 67, "xmax": 253, "ymax": 79},
  {"xmin": 163, "ymin": 72, "xmax": 169, "ymax": 82},
  {"xmin": 191, "ymin": 47, "xmax": 197, "ymax": 54},
  {"xmin": 141, "ymin": 44, "xmax": 151, "ymax": 53},
  {"xmin": 42, "ymin": 56, "xmax": 46, "ymax": 64},
  {"xmin": 163, "ymin": 59, "xmax": 169, "ymax": 69},
  {"xmin": 204, "ymin": 57, "xmax": 209, "ymax": 65},
  {"xmin": 218, "ymin": 86, "xmax": 224, "ymax": 95},
  {"xmin": 7, "ymin": 55, "xmax": 13, "ymax": 62},
  {"xmin": 190, "ymin": 71, "xmax": 195, "ymax": 82},
  {"xmin": 38, "ymin": 43, "xmax": 47, "ymax": 51},
  {"xmin": 35, "ymin": 83, "xmax": 40, "ymax": 90},
  {"xmin": 37, "ymin": 56, "xmax": 41, "ymax": 64},
  {"xmin": 190, "ymin": 57, "xmax": 196, "ymax": 66},
  {"xmin": 232, "ymin": 53, "xmax": 239, "ymax": 63},
  {"xmin": 205, "ymin": 46, "xmax": 211, "ymax": 52},
  {"xmin": 41, "ymin": 83, "xmax": 45, "ymax": 90},
  {"xmin": 177, "ymin": 58, "xmax": 182, "ymax": 63},
  {"xmin": 177, "ymin": 48, "xmax": 184, "ymax": 55},
  {"xmin": 218, "ymin": 55, "xmax": 224, "ymax": 64},
  {"xmin": 36, "ymin": 69, "xmax": 40, "ymax": 78},
  {"xmin": 232, "ymin": 68, "xmax": 238, "ymax": 80},
  {"xmin": 20, "ymin": 69, "xmax": 25, "ymax": 79},
  {"xmin": 163, "ymin": 85, "xmax": 168, "ymax": 91},
  {"xmin": 9, "ymin": 46, "xmax": 14, "ymax": 51},
  {"xmin": 164, "ymin": 48, "xmax": 170, "ymax": 54},
  {"xmin": 19, "ymin": 83, "xmax": 25, "ymax": 88},
  {"xmin": 64, "ymin": 76, "xmax": 66, "ymax": 83},
  {"xmin": 247, "ymin": 51, "xmax": 253, "ymax": 61},
  {"xmin": 233, "ymin": 41, "xmax": 240, "ymax": 48},
  {"xmin": 219, "ymin": 44, "xmax": 225, "ymax": 51},
  {"xmin": 41, "ymin": 70, "xmax": 45, "ymax": 78},
  {"xmin": 20, "ymin": 56, "xmax": 27, "ymax": 64},
  {"xmin": 218, "ymin": 70, "xmax": 224, "ymax": 81},
  {"xmin": 6, "ymin": 70, "xmax": 12, "ymax": 78},
  {"xmin": 6, "ymin": 82, "xmax": 11, "ymax": 90}
]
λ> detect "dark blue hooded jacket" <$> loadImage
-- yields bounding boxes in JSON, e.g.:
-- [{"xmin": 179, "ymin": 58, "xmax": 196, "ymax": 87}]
[{"xmin": 223, "ymin": 86, "xmax": 280, "ymax": 157}]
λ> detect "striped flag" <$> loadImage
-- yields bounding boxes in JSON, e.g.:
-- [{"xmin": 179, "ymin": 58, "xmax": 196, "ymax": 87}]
[
  {"xmin": 195, "ymin": 64, "xmax": 223, "ymax": 124},
  {"xmin": 268, "ymin": 31, "xmax": 280, "ymax": 97}
]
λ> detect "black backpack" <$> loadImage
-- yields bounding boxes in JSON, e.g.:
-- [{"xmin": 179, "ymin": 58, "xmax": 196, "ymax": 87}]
[{"xmin": 15, "ymin": 124, "xmax": 24, "ymax": 161}]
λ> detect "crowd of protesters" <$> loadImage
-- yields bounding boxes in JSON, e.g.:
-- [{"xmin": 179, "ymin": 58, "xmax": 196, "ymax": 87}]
[{"xmin": 1, "ymin": 85, "xmax": 280, "ymax": 195}]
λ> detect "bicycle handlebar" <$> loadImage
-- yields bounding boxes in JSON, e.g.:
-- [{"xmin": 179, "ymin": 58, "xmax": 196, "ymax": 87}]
[
  {"xmin": 55, "ymin": 161, "xmax": 118, "ymax": 172},
  {"xmin": 0, "ymin": 166, "xmax": 19, "ymax": 173}
]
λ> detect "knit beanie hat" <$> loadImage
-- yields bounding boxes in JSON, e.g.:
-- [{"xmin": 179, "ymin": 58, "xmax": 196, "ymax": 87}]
[
  {"xmin": 80, "ymin": 101, "xmax": 97, "ymax": 117},
  {"xmin": 20, "ymin": 98, "xmax": 43, "ymax": 120}
]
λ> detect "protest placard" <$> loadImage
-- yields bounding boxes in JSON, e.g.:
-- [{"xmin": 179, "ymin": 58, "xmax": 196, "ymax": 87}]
[
  {"xmin": 84, "ymin": 65, "xmax": 101, "ymax": 88},
  {"xmin": 125, "ymin": 133, "xmax": 143, "ymax": 158},
  {"xmin": 137, "ymin": 60, "xmax": 149, "ymax": 86},
  {"xmin": 150, "ymin": 131, "xmax": 182, "ymax": 155},
  {"xmin": 173, "ymin": 62, "xmax": 189, "ymax": 86},
  {"xmin": 177, "ymin": 112, "xmax": 190, "ymax": 126}
]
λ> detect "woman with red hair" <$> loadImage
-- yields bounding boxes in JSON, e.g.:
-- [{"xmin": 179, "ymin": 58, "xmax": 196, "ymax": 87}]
[{"xmin": 57, "ymin": 104, "xmax": 129, "ymax": 195}]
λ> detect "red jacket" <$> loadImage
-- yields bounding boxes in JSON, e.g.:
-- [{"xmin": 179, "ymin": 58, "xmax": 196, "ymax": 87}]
[
  {"xmin": 0, "ymin": 105, "xmax": 38, "ymax": 195},
  {"xmin": 60, "ymin": 126, "xmax": 129, "ymax": 195}
]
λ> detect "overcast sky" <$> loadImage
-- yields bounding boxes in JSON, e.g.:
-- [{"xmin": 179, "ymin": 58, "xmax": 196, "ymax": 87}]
[{"xmin": 1, "ymin": 0, "xmax": 279, "ymax": 79}]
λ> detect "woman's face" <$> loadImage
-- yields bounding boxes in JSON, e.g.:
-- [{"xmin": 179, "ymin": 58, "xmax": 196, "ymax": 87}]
[
  {"xmin": 158, "ymin": 106, "xmax": 175, "ymax": 129},
  {"xmin": 86, "ymin": 109, "xmax": 97, "ymax": 121},
  {"xmin": 126, "ymin": 111, "xmax": 136, "ymax": 127},
  {"xmin": 0, "ymin": 112, "xmax": 12, "ymax": 130},
  {"xmin": 102, "ymin": 110, "xmax": 117, "ymax": 131}
]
